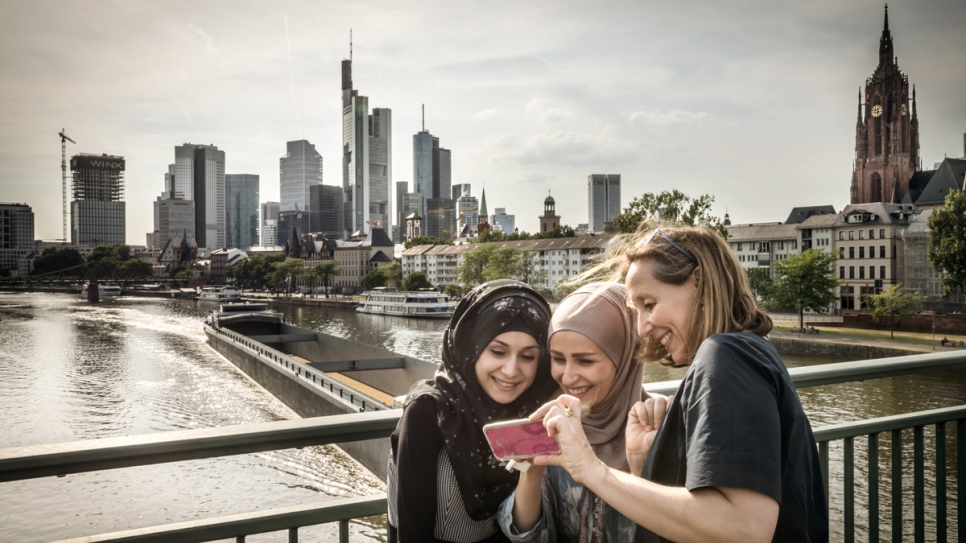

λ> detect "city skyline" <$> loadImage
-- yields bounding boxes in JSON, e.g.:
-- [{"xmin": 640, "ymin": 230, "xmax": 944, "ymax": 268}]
[{"xmin": 1, "ymin": 0, "xmax": 964, "ymax": 245}]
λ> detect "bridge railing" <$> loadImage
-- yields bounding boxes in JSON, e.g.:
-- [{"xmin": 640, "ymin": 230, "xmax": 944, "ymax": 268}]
[{"xmin": 1, "ymin": 351, "xmax": 964, "ymax": 543}]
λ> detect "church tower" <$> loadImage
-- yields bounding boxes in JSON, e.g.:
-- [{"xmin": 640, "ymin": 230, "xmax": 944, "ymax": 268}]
[
  {"xmin": 540, "ymin": 190, "xmax": 560, "ymax": 232},
  {"xmin": 850, "ymin": 5, "xmax": 920, "ymax": 204}
]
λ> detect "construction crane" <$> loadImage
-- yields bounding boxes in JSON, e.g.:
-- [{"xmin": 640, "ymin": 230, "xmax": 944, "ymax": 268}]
[{"xmin": 59, "ymin": 128, "xmax": 76, "ymax": 241}]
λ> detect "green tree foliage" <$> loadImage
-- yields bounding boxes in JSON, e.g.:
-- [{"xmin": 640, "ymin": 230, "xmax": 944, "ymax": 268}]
[
  {"xmin": 745, "ymin": 268, "xmax": 774, "ymax": 302},
  {"xmin": 865, "ymin": 284, "xmax": 926, "ymax": 339},
  {"xmin": 362, "ymin": 267, "xmax": 388, "ymax": 290},
  {"xmin": 927, "ymin": 191, "xmax": 966, "ymax": 297},
  {"xmin": 380, "ymin": 261, "xmax": 403, "ymax": 288},
  {"xmin": 767, "ymin": 249, "xmax": 840, "ymax": 330},
  {"xmin": 233, "ymin": 253, "xmax": 285, "ymax": 288},
  {"xmin": 514, "ymin": 251, "xmax": 548, "ymax": 287},
  {"xmin": 404, "ymin": 236, "xmax": 454, "ymax": 249},
  {"xmin": 612, "ymin": 190, "xmax": 727, "ymax": 238},
  {"xmin": 85, "ymin": 245, "xmax": 152, "ymax": 278},
  {"xmin": 531, "ymin": 225, "xmax": 577, "ymax": 240},
  {"xmin": 443, "ymin": 283, "xmax": 464, "ymax": 299},
  {"xmin": 404, "ymin": 271, "xmax": 433, "ymax": 291},
  {"xmin": 270, "ymin": 258, "xmax": 305, "ymax": 293},
  {"xmin": 119, "ymin": 258, "xmax": 154, "ymax": 276},
  {"xmin": 454, "ymin": 244, "xmax": 498, "ymax": 287},
  {"xmin": 486, "ymin": 247, "xmax": 523, "ymax": 282},
  {"xmin": 312, "ymin": 260, "xmax": 340, "ymax": 297},
  {"xmin": 472, "ymin": 225, "xmax": 577, "ymax": 243},
  {"xmin": 31, "ymin": 247, "xmax": 84, "ymax": 276}
]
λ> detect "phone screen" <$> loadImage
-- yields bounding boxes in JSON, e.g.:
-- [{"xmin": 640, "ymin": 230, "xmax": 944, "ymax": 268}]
[{"xmin": 483, "ymin": 418, "xmax": 561, "ymax": 461}]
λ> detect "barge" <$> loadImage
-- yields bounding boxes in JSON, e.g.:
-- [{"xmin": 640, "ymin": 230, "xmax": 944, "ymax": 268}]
[{"xmin": 204, "ymin": 302, "xmax": 436, "ymax": 478}]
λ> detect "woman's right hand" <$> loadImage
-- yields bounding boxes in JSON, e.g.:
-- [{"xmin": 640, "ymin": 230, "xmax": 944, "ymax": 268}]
[
  {"xmin": 530, "ymin": 395, "xmax": 606, "ymax": 485},
  {"xmin": 626, "ymin": 395, "xmax": 672, "ymax": 475}
]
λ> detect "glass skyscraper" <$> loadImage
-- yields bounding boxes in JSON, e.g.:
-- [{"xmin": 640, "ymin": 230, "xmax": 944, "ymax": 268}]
[
  {"xmin": 226, "ymin": 174, "xmax": 259, "ymax": 249},
  {"xmin": 280, "ymin": 140, "xmax": 322, "ymax": 212},
  {"xmin": 588, "ymin": 174, "xmax": 621, "ymax": 232}
]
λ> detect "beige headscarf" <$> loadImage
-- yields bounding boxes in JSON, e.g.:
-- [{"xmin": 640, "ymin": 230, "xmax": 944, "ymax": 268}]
[{"xmin": 549, "ymin": 282, "xmax": 646, "ymax": 471}]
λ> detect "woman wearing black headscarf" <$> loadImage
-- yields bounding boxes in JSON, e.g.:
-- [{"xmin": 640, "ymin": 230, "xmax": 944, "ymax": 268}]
[{"xmin": 387, "ymin": 279, "xmax": 559, "ymax": 543}]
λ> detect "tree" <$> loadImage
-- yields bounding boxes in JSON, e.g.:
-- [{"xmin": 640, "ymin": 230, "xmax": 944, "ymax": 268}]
[
  {"xmin": 514, "ymin": 251, "xmax": 548, "ymax": 287},
  {"xmin": 404, "ymin": 272, "xmax": 433, "ymax": 291},
  {"xmin": 866, "ymin": 284, "xmax": 925, "ymax": 339},
  {"xmin": 454, "ymin": 244, "xmax": 498, "ymax": 287},
  {"xmin": 31, "ymin": 248, "xmax": 84, "ymax": 276},
  {"xmin": 235, "ymin": 253, "xmax": 285, "ymax": 288},
  {"xmin": 746, "ymin": 268, "xmax": 774, "ymax": 302},
  {"xmin": 767, "ymin": 249, "xmax": 839, "ymax": 331},
  {"xmin": 381, "ymin": 261, "xmax": 403, "ymax": 288},
  {"xmin": 443, "ymin": 283, "xmax": 464, "ymax": 299},
  {"xmin": 119, "ymin": 258, "xmax": 154, "ymax": 277},
  {"xmin": 484, "ymin": 247, "xmax": 523, "ymax": 282},
  {"xmin": 362, "ymin": 267, "xmax": 388, "ymax": 290},
  {"xmin": 312, "ymin": 260, "xmax": 340, "ymax": 297},
  {"xmin": 270, "ymin": 258, "xmax": 305, "ymax": 293},
  {"xmin": 927, "ymin": 191, "xmax": 966, "ymax": 298},
  {"xmin": 404, "ymin": 236, "xmax": 454, "ymax": 250},
  {"xmin": 612, "ymin": 190, "xmax": 727, "ymax": 238},
  {"xmin": 531, "ymin": 225, "xmax": 577, "ymax": 239}
]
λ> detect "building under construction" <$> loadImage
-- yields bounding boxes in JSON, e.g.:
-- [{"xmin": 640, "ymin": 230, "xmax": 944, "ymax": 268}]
[{"xmin": 70, "ymin": 153, "xmax": 126, "ymax": 246}]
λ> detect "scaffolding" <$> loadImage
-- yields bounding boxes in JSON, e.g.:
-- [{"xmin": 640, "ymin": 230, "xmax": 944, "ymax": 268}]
[{"xmin": 71, "ymin": 153, "xmax": 125, "ymax": 202}]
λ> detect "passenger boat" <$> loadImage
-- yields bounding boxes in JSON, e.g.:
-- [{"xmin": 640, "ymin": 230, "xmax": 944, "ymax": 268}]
[
  {"xmin": 203, "ymin": 302, "xmax": 436, "ymax": 478},
  {"xmin": 196, "ymin": 285, "xmax": 241, "ymax": 302},
  {"xmin": 356, "ymin": 287, "xmax": 454, "ymax": 318},
  {"xmin": 80, "ymin": 283, "xmax": 122, "ymax": 297}
]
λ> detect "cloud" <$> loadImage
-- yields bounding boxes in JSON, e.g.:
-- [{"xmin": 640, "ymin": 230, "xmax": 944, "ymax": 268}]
[
  {"xmin": 627, "ymin": 109, "xmax": 711, "ymax": 126},
  {"xmin": 186, "ymin": 22, "xmax": 222, "ymax": 62},
  {"xmin": 473, "ymin": 107, "xmax": 497, "ymax": 120},
  {"xmin": 486, "ymin": 130, "xmax": 640, "ymax": 167},
  {"xmin": 526, "ymin": 98, "xmax": 572, "ymax": 123}
]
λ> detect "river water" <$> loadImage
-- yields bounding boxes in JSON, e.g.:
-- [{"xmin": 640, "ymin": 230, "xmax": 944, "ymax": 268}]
[{"xmin": 0, "ymin": 292, "xmax": 962, "ymax": 542}]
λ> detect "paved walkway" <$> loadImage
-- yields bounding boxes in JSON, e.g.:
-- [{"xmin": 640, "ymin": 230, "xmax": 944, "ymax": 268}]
[{"xmin": 768, "ymin": 328, "xmax": 964, "ymax": 354}]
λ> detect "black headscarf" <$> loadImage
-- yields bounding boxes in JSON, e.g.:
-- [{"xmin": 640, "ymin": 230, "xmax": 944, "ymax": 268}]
[{"xmin": 401, "ymin": 279, "xmax": 558, "ymax": 520}]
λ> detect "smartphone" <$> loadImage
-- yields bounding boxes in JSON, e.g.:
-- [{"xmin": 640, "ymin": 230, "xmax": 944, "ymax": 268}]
[{"xmin": 482, "ymin": 418, "xmax": 561, "ymax": 461}]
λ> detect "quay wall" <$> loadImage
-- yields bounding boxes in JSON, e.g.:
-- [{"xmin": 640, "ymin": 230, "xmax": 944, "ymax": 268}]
[
  {"xmin": 769, "ymin": 335, "xmax": 925, "ymax": 359},
  {"xmin": 207, "ymin": 330, "xmax": 392, "ymax": 479}
]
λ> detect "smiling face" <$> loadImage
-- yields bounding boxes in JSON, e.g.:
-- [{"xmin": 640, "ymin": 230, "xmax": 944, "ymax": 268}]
[
  {"xmin": 474, "ymin": 331, "xmax": 541, "ymax": 404},
  {"xmin": 548, "ymin": 330, "xmax": 617, "ymax": 410},
  {"xmin": 625, "ymin": 260, "xmax": 700, "ymax": 365}
]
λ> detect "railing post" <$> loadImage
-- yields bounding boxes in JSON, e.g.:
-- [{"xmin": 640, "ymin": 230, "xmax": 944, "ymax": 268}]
[
  {"xmin": 892, "ymin": 429, "xmax": 902, "ymax": 543},
  {"xmin": 959, "ymin": 420, "xmax": 965, "ymax": 543},
  {"xmin": 914, "ymin": 425, "xmax": 924, "ymax": 543},
  {"xmin": 845, "ymin": 437, "xmax": 854, "ymax": 543},
  {"xmin": 868, "ymin": 433, "xmax": 879, "ymax": 542},
  {"xmin": 935, "ymin": 422, "xmax": 946, "ymax": 543},
  {"xmin": 340, "ymin": 519, "xmax": 349, "ymax": 543}
]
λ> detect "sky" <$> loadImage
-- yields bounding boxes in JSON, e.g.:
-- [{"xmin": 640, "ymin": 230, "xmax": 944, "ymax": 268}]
[{"xmin": 1, "ymin": 0, "xmax": 964, "ymax": 245}]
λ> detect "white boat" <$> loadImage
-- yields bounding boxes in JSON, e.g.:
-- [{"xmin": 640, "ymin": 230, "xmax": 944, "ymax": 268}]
[
  {"xmin": 197, "ymin": 286, "xmax": 242, "ymax": 302},
  {"xmin": 81, "ymin": 283, "xmax": 122, "ymax": 297},
  {"xmin": 356, "ymin": 287, "xmax": 454, "ymax": 318}
]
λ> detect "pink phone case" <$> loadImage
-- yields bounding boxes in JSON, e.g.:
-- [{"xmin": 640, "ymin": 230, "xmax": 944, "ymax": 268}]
[{"xmin": 483, "ymin": 419, "xmax": 561, "ymax": 461}]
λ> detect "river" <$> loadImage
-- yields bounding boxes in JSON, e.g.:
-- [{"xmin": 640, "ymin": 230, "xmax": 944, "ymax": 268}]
[{"xmin": 0, "ymin": 292, "xmax": 962, "ymax": 542}]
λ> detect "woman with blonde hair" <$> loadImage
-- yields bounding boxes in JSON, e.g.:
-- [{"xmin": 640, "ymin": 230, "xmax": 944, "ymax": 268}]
[{"xmin": 530, "ymin": 225, "xmax": 828, "ymax": 543}]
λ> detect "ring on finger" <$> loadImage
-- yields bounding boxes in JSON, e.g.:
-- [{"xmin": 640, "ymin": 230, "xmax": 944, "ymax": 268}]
[{"xmin": 564, "ymin": 407, "xmax": 573, "ymax": 417}]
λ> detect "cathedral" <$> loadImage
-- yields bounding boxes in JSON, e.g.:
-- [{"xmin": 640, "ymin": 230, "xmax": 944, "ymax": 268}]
[{"xmin": 850, "ymin": 5, "xmax": 921, "ymax": 205}]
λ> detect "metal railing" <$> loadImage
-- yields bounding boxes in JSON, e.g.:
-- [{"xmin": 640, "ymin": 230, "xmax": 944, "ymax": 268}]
[{"xmin": 1, "ymin": 351, "xmax": 964, "ymax": 542}]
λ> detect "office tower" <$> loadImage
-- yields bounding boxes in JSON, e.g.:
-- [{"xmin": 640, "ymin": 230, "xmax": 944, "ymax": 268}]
[
  {"xmin": 457, "ymin": 194, "xmax": 478, "ymax": 237},
  {"xmin": 452, "ymin": 183, "xmax": 470, "ymax": 202},
  {"xmin": 412, "ymin": 111, "xmax": 452, "ymax": 222},
  {"xmin": 280, "ymin": 140, "xmax": 323, "ymax": 212},
  {"xmin": 69, "ymin": 154, "xmax": 125, "ymax": 246},
  {"xmin": 174, "ymin": 143, "xmax": 225, "ymax": 250},
  {"xmin": 491, "ymin": 207, "xmax": 515, "ymax": 234},
  {"xmin": 342, "ymin": 45, "xmax": 391, "ymax": 237},
  {"xmin": 588, "ymin": 174, "xmax": 621, "ymax": 233},
  {"xmin": 0, "ymin": 203, "xmax": 34, "ymax": 276},
  {"xmin": 277, "ymin": 209, "xmax": 310, "ymax": 246},
  {"xmin": 310, "ymin": 184, "xmax": 343, "ymax": 237},
  {"xmin": 426, "ymin": 198, "xmax": 457, "ymax": 240},
  {"xmin": 260, "ymin": 202, "xmax": 279, "ymax": 246},
  {"xmin": 158, "ymin": 198, "xmax": 195, "ymax": 248},
  {"xmin": 395, "ymin": 181, "xmax": 408, "ymax": 242},
  {"xmin": 226, "ymin": 174, "xmax": 259, "ymax": 249}
]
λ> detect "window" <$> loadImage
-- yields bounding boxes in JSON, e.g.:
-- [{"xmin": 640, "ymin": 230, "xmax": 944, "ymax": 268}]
[
  {"xmin": 849, "ymin": 247, "xmax": 854, "ymax": 259},
  {"xmin": 879, "ymin": 228, "xmax": 885, "ymax": 239},
  {"xmin": 839, "ymin": 266, "xmax": 845, "ymax": 279},
  {"xmin": 870, "ymin": 266, "xmax": 875, "ymax": 279},
  {"xmin": 879, "ymin": 246, "xmax": 886, "ymax": 258},
  {"xmin": 737, "ymin": 242, "xmax": 743, "ymax": 251},
  {"xmin": 849, "ymin": 266, "xmax": 855, "ymax": 279},
  {"xmin": 880, "ymin": 266, "xmax": 886, "ymax": 279},
  {"xmin": 792, "ymin": 240, "xmax": 798, "ymax": 249},
  {"xmin": 859, "ymin": 266, "xmax": 865, "ymax": 279},
  {"xmin": 859, "ymin": 247, "xmax": 865, "ymax": 259},
  {"xmin": 859, "ymin": 230, "xmax": 865, "ymax": 240},
  {"xmin": 839, "ymin": 231, "xmax": 844, "ymax": 240},
  {"xmin": 869, "ymin": 246, "xmax": 875, "ymax": 259},
  {"xmin": 869, "ymin": 229, "xmax": 875, "ymax": 239},
  {"xmin": 849, "ymin": 231, "xmax": 855, "ymax": 240},
  {"xmin": 839, "ymin": 247, "xmax": 845, "ymax": 259},
  {"xmin": 779, "ymin": 241, "xmax": 784, "ymax": 250}
]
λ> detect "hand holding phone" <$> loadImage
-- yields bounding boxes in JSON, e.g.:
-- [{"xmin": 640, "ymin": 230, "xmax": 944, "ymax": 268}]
[{"xmin": 483, "ymin": 418, "xmax": 561, "ymax": 461}]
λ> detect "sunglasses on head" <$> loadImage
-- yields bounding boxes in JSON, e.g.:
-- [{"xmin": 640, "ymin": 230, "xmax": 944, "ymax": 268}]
[{"xmin": 643, "ymin": 229, "xmax": 695, "ymax": 261}]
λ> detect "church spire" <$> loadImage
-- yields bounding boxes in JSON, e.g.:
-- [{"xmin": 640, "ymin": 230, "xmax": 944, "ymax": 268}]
[
  {"xmin": 912, "ymin": 84, "xmax": 918, "ymax": 118},
  {"xmin": 878, "ymin": 4, "xmax": 894, "ymax": 67},
  {"xmin": 857, "ymin": 88, "xmax": 863, "ymax": 123}
]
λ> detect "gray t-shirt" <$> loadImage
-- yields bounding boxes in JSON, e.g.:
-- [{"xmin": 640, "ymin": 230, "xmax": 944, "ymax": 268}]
[{"xmin": 638, "ymin": 332, "xmax": 828, "ymax": 543}]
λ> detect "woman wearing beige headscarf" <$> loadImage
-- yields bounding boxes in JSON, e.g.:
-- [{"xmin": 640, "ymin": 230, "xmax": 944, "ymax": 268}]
[{"xmin": 497, "ymin": 282, "xmax": 650, "ymax": 542}]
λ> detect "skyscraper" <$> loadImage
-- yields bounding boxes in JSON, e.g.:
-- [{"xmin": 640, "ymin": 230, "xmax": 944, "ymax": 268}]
[
  {"xmin": 491, "ymin": 208, "xmax": 515, "ymax": 234},
  {"xmin": 342, "ymin": 42, "xmax": 391, "ymax": 237},
  {"xmin": 310, "ymin": 184, "xmax": 343, "ymax": 237},
  {"xmin": 588, "ymin": 174, "xmax": 621, "ymax": 233},
  {"xmin": 70, "ymin": 153, "xmax": 125, "ymax": 246},
  {"xmin": 0, "ymin": 203, "xmax": 34, "ymax": 276},
  {"xmin": 260, "ymin": 202, "xmax": 279, "ymax": 247},
  {"xmin": 280, "ymin": 140, "xmax": 323, "ymax": 212},
  {"xmin": 395, "ymin": 180, "xmax": 408, "ymax": 242},
  {"xmin": 226, "ymin": 174, "xmax": 259, "ymax": 249},
  {"xmin": 158, "ymin": 198, "xmax": 195, "ymax": 248},
  {"xmin": 174, "ymin": 143, "xmax": 226, "ymax": 251},
  {"xmin": 413, "ymin": 110, "xmax": 452, "ymax": 238}
]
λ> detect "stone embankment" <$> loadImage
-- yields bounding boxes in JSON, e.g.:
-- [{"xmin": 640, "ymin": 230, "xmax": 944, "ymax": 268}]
[{"xmin": 769, "ymin": 332, "xmax": 948, "ymax": 360}]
